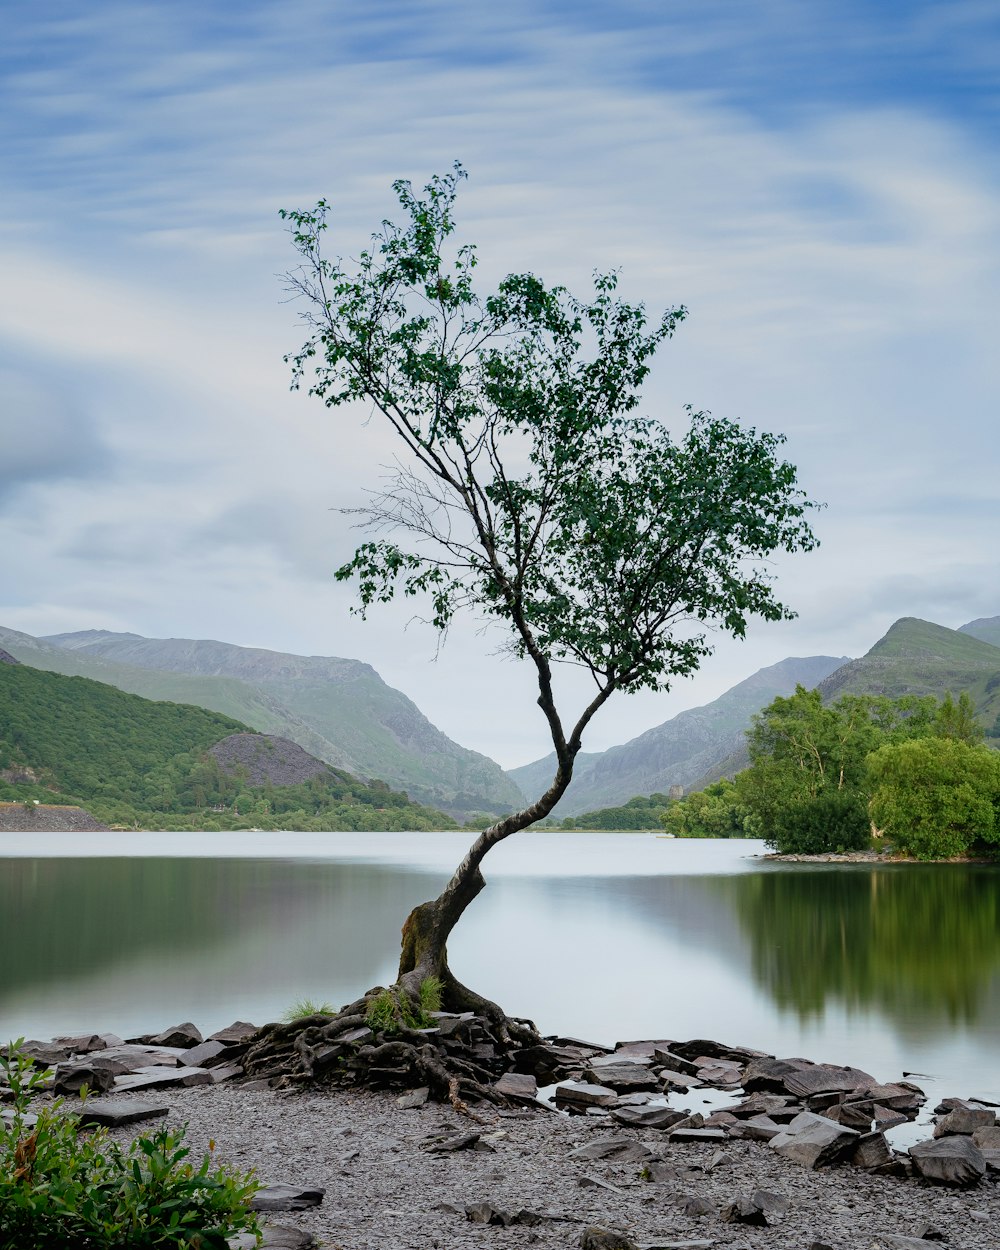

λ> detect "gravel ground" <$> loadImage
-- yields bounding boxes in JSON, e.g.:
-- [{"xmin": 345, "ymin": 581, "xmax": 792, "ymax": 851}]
[{"xmin": 103, "ymin": 1083, "xmax": 1000, "ymax": 1250}]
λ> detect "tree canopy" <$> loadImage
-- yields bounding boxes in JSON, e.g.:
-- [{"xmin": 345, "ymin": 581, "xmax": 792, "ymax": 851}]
[{"xmin": 268, "ymin": 164, "xmax": 820, "ymax": 1068}]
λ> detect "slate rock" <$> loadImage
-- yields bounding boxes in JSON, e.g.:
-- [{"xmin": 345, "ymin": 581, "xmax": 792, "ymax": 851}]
[
  {"xmin": 610, "ymin": 1105, "xmax": 687, "ymax": 1130},
  {"xmin": 725, "ymin": 1092, "xmax": 794, "ymax": 1119},
  {"xmin": 208, "ymin": 1062, "xmax": 243, "ymax": 1083},
  {"xmin": 851, "ymin": 1131, "xmax": 894, "ymax": 1170},
  {"xmin": 651, "ymin": 1048, "xmax": 699, "ymax": 1076},
  {"xmin": 823, "ymin": 1101, "xmax": 874, "ymax": 1131},
  {"xmin": 680, "ymin": 1195, "xmax": 714, "ymax": 1217},
  {"xmin": 16, "ymin": 1041, "xmax": 72, "ymax": 1068},
  {"xmin": 208, "ymin": 1021, "xmax": 259, "ymax": 1045},
  {"xmin": 229, "ymin": 1227, "xmax": 315, "ymax": 1249},
  {"xmin": 769, "ymin": 1111, "xmax": 860, "ymax": 1168},
  {"xmin": 972, "ymin": 1125, "xmax": 1000, "ymax": 1148},
  {"xmin": 113, "ymin": 1066, "xmax": 213, "ymax": 1092},
  {"xmin": 465, "ymin": 1202, "xmax": 544, "ymax": 1226},
  {"xmin": 670, "ymin": 1038, "xmax": 768, "ymax": 1065},
  {"xmin": 556, "ymin": 1081, "xmax": 618, "ymax": 1110},
  {"xmin": 585, "ymin": 1065, "xmax": 658, "ymax": 1091},
  {"xmin": 591, "ymin": 1052, "xmax": 654, "ymax": 1068},
  {"xmin": 743, "ymin": 1057, "xmax": 816, "ymax": 1093},
  {"xmin": 51, "ymin": 1033, "xmax": 107, "ymax": 1054},
  {"xmin": 658, "ymin": 1068, "xmax": 693, "ymax": 1092},
  {"xmin": 184, "ymin": 1039, "xmax": 226, "ymax": 1067},
  {"xmin": 569, "ymin": 1135, "xmax": 654, "ymax": 1163},
  {"xmin": 728, "ymin": 1115, "xmax": 781, "ymax": 1142},
  {"xmin": 396, "ymin": 1086, "xmax": 429, "ymax": 1109},
  {"xmin": 579, "ymin": 1227, "xmax": 639, "ymax": 1250},
  {"xmin": 934, "ymin": 1107, "xmax": 995, "ymax": 1137},
  {"xmin": 695, "ymin": 1064, "xmax": 742, "ymax": 1087},
  {"xmin": 494, "ymin": 1071, "xmax": 538, "ymax": 1101},
  {"xmin": 783, "ymin": 1063, "xmax": 875, "ymax": 1099},
  {"xmin": 909, "ymin": 1135, "xmax": 986, "ymax": 1186},
  {"xmin": 250, "ymin": 1184, "xmax": 325, "ymax": 1212},
  {"xmin": 873, "ymin": 1104, "xmax": 910, "ymax": 1131},
  {"xmin": 149, "ymin": 1022, "xmax": 203, "ymax": 1048},
  {"xmin": 751, "ymin": 1189, "xmax": 791, "ymax": 1217},
  {"xmin": 720, "ymin": 1198, "xmax": 767, "ymax": 1225},
  {"xmin": 77, "ymin": 1099, "xmax": 168, "ymax": 1128},
  {"xmin": 53, "ymin": 1063, "xmax": 116, "ymax": 1095}
]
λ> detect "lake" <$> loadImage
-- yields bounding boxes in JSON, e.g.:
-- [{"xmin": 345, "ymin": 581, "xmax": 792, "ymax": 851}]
[{"xmin": 2, "ymin": 831, "xmax": 999, "ymax": 1121}]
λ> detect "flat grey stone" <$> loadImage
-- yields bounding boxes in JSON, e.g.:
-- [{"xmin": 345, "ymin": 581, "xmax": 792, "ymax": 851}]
[
  {"xmin": 909, "ymin": 1135, "xmax": 986, "ymax": 1186},
  {"xmin": 113, "ymin": 1065, "xmax": 213, "ymax": 1092},
  {"xmin": 77, "ymin": 1099, "xmax": 169, "ymax": 1128},
  {"xmin": 230, "ymin": 1227, "xmax": 315, "ymax": 1249},
  {"xmin": 610, "ymin": 1104, "xmax": 686, "ymax": 1130},
  {"xmin": 396, "ymin": 1086, "xmax": 429, "ymax": 1108},
  {"xmin": 493, "ymin": 1071, "xmax": 537, "ymax": 1100},
  {"xmin": 184, "ymin": 1039, "xmax": 226, "ymax": 1067},
  {"xmin": 657, "ymin": 1068, "xmax": 692, "ymax": 1092},
  {"xmin": 868, "ymin": 1237, "xmax": 942, "ymax": 1249},
  {"xmin": 769, "ymin": 1111, "xmax": 860, "ymax": 1168},
  {"xmin": 555, "ymin": 1081, "xmax": 618, "ymax": 1109},
  {"xmin": 569, "ymin": 1135, "xmax": 654, "ymax": 1163},
  {"xmin": 208, "ymin": 1063, "xmax": 244, "ymax": 1083},
  {"xmin": 51, "ymin": 1033, "xmax": 106, "ymax": 1054},
  {"xmin": 591, "ymin": 1052, "xmax": 654, "ymax": 1068},
  {"xmin": 585, "ymin": 1065, "xmax": 658, "ymax": 1091},
  {"xmin": 250, "ymin": 1183, "xmax": 325, "ymax": 1212},
  {"xmin": 782, "ymin": 1063, "xmax": 875, "ymax": 1099},
  {"xmin": 579, "ymin": 1227, "xmax": 639, "ymax": 1250}
]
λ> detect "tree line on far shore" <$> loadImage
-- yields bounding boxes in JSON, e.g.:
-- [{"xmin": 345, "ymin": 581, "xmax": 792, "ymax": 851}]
[{"xmin": 662, "ymin": 688, "xmax": 1000, "ymax": 860}]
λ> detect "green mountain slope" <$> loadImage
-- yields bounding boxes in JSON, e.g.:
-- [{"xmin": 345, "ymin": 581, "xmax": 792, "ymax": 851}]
[
  {"xmin": 511, "ymin": 655, "xmax": 848, "ymax": 815},
  {"xmin": 816, "ymin": 618, "xmax": 1000, "ymax": 722},
  {"xmin": 0, "ymin": 662, "xmax": 456, "ymax": 831},
  {"xmin": 2, "ymin": 626, "xmax": 524, "ymax": 817}
]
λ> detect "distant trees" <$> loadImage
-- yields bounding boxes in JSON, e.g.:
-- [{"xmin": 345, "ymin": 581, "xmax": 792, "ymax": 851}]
[
  {"xmin": 661, "ymin": 779, "xmax": 746, "ymax": 838},
  {"xmin": 738, "ymin": 684, "xmax": 1000, "ymax": 859}
]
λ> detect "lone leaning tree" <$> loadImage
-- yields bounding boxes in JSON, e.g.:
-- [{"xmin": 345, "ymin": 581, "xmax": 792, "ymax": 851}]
[{"xmin": 281, "ymin": 165, "xmax": 818, "ymax": 1039}]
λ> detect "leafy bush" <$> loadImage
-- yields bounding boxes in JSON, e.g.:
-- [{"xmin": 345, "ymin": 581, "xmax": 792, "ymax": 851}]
[
  {"xmin": 764, "ymin": 788, "xmax": 872, "ymax": 855},
  {"xmin": 868, "ymin": 737, "xmax": 1000, "ymax": 860},
  {"xmin": 0, "ymin": 1040, "xmax": 260, "ymax": 1249}
]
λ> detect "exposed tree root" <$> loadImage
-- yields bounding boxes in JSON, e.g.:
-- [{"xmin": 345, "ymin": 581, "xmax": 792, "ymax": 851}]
[{"xmin": 241, "ymin": 978, "xmax": 545, "ymax": 1113}]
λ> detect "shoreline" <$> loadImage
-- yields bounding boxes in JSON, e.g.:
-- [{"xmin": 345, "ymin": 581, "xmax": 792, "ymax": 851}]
[{"xmin": 6, "ymin": 1024, "xmax": 1000, "ymax": 1250}]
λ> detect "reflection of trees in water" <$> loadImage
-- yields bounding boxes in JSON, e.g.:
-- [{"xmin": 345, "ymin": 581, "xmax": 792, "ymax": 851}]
[
  {"xmin": 0, "ymin": 857, "xmax": 443, "ymax": 1004},
  {"xmin": 706, "ymin": 866, "xmax": 1000, "ymax": 1028}
]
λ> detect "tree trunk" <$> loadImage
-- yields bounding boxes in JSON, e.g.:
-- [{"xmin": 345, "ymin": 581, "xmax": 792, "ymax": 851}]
[{"xmin": 395, "ymin": 761, "xmax": 577, "ymax": 1030}]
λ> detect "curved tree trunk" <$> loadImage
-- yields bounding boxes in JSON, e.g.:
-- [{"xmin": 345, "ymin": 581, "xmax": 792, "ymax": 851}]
[{"xmin": 395, "ymin": 757, "xmax": 578, "ymax": 1033}]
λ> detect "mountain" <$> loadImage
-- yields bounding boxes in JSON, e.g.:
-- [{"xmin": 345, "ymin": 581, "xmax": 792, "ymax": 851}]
[
  {"xmin": 959, "ymin": 616, "xmax": 1000, "ymax": 650},
  {"xmin": 816, "ymin": 617, "xmax": 1000, "ymax": 722},
  {"xmin": 0, "ymin": 662, "xmax": 457, "ymax": 831},
  {"xmin": 511, "ymin": 654, "xmax": 848, "ymax": 815},
  {"xmin": 0, "ymin": 626, "xmax": 524, "ymax": 818}
]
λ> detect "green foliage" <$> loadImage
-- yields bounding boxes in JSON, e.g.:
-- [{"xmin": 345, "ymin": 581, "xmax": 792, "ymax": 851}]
[
  {"xmin": 868, "ymin": 736, "xmax": 1000, "ymax": 860},
  {"xmin": 0, "ymin": 1041, "xmax": 260, "ymax": 1249},
  {"xmin": 562, "ymin": 793, "xmax": 674, "ymax": 830},
  {"xmin": 0, "ymin": 664, "xmax": 459, "ymax": 832},
  {"xmin": 935, "ymin": 691, "xmax": 985, "ymax": 745},
  {"xmin": 739, "ymin": 686, "xmax": 939, "ymax": 854},
  {"xmin": 282, "ymin": 165, "xmax": 818, "ymax": 752},
  {"xmin": 418, "ymin": 975, "xmax": 444, "ymax": 1015},
  {"xmin": 280, "ymin": 998, "xmax": 335, "ymax": 1022},
  {"xmin": 364, "ymin": 977, "xmax": 443, "ymax": 1034},
  {"xmin": 661, "ymin": 780, "xmax": 748, "ymax": 838}
]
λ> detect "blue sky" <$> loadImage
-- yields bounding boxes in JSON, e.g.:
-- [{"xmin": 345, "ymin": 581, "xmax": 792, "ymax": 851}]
[{"xmin": 2, "ymin": 0, "xmax": 999, "ymax": 768}]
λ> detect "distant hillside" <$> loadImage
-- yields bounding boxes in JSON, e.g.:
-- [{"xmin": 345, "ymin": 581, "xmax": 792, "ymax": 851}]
[
  {"xmin": 960, "ymin": 616, "xmax": 1000, "ymax": 650},
  {"xmin": 0, "ymin": 663, "xmax": 457, "ymax": 831},
  {"xmin": 511, "ymin": 654, "xmax": 848, "ymax": 816},
  {"xmin": 0, "ymin": 625, "xmax": 524, "ymax": 818},
  {"xmin": 816, "ymin": 618, "xmax": 1000, "ymax": 723}
]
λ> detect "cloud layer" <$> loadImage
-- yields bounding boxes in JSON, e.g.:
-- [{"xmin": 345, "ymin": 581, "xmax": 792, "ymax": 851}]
[{"xmin": 2, "ymin": 0, "xmax": 998, "ymax": 766}]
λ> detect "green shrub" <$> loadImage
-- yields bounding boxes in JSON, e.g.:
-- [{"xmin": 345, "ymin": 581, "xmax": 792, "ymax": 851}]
[
  {"xmin": 280, "ymin": 998, "xmax": 335, "ymax": 1022},
  {"xmin": 765, "ymin": 788, "xmax": 872, "ymax": 855},
  {"xmin": 0, "ymin": 1040, "xmax": 261, "ymax": 1249}
]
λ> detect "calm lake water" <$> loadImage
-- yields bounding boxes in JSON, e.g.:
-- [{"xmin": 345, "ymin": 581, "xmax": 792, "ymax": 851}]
[{"xmin": 2, "ymin": 831, "xmax": 999, "ymax": 1119}]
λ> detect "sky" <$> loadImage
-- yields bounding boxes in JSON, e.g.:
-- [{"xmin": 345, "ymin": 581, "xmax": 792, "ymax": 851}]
[{"xmin": 2, "ymin": 0, "xmax": 999, "ymax": 771}]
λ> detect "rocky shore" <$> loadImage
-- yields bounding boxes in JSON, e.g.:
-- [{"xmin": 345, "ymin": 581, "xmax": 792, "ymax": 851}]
[{"xmin": 5, "ymin": 1021, "xmax": 1000, "ymax": 1249}]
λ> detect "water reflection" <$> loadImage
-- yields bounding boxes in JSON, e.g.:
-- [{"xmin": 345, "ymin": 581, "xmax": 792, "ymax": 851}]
[{"xmin": 699, "ymin": 865, "xmax": 1000, "ymax": 1029}]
